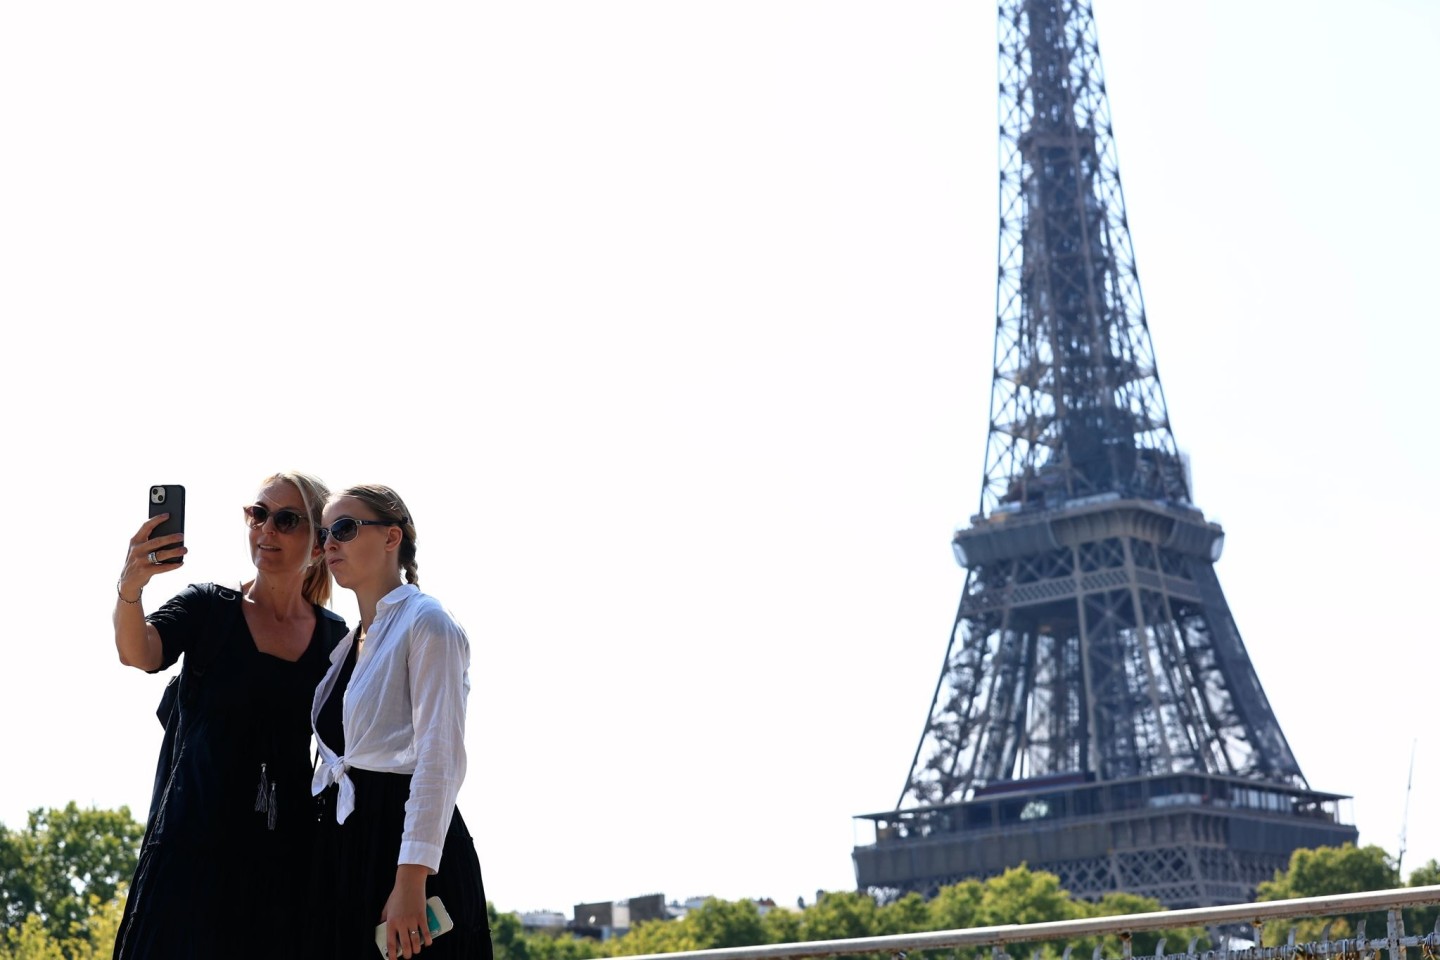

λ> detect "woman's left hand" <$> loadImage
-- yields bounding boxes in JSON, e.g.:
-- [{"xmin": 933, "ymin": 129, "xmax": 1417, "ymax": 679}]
[{"xmin": 380, "ymin": 865, "xmax": 432, "ymax": 958}]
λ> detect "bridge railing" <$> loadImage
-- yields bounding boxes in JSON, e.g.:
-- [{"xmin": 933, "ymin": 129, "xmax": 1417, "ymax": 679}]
[{"xmin": 614, "ymin": 886, "xmax": 1440, "ymax": 960}]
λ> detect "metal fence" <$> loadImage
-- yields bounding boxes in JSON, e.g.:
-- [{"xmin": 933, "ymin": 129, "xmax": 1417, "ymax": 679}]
[{"xmin": 615, "ymin": 887, "xmax": 1440, "ymax": 960}]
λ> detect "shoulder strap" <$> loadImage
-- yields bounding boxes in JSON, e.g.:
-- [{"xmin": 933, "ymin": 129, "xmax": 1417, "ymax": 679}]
[
  {"xmin": 315, "ymin": 604, "xmax": 348, "ymax": 655},
  {"xmin": 177, "ymin": 582, "xmax": 243, "ymax": 709}
]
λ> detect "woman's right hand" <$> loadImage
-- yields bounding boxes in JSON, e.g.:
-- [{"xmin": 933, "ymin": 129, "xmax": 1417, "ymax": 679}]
[
  {"xmin": 118, "ymin": 514, "xmax": 186, "ymax": 599},
  {"xmin": 113, "ymin": 516, "xmax": 184, "ymax": 670}
]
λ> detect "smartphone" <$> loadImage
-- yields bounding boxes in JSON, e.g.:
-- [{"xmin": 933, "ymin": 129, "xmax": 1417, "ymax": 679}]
[
  {"xmin": 374, "ymin": 897, "xmax": 454, "ymax": 957},
  {"xmin": 147, "ymin": 485, "xmax": 186, "ymax": 563}
]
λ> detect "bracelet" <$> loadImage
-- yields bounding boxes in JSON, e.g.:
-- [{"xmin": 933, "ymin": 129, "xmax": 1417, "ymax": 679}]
[{"xmin": 117, "ymin": 580, "xmax": 142, "ymax": 605}]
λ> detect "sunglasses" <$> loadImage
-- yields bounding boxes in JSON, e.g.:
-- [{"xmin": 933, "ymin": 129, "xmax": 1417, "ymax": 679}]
[
  {"xmin": 317, "ymin": 517, "xmax": 401, "ymax": 547},
  {"xmin": 242, "ymin": 503, "xmax": 309, "ymax": 534}
]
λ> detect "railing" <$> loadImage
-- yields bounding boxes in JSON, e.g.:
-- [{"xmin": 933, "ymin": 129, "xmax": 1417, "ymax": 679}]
[{"xmin": 617, "ymin": 887, "xmax": 1440, "ymax": 960}]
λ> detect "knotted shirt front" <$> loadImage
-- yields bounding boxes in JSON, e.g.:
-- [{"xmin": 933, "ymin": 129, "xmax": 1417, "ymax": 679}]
[{"xmin": 310, "ymin": 583, "xmax": 471, "ymax": 871}]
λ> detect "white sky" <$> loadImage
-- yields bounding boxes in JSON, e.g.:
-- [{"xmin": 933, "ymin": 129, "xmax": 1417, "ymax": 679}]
[{"xmin": 2, "ymin": 0, "xmax": 1437, "ymax": 917}]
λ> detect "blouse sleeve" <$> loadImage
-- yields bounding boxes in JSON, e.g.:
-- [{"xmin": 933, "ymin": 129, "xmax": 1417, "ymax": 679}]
[
  {"xmin": 144, "ymin": 583, "xmax": 211, "ymax": 674},
  {"xmin": 399, "ymin": 603, "xmax": 471, "ymax": 870}
]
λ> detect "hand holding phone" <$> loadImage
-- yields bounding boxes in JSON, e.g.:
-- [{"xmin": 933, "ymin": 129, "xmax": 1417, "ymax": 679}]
[
  {"xmin": 147, "ymin": 485, "xmax": 186, "ymax": 565},
  {"xmin": 374, "ymin": 897, "xmax": 453, "ymax": 958}
]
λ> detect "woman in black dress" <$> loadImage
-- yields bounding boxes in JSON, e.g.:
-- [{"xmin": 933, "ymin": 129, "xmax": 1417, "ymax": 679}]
[
  {"xmin": 306, "ymin": 484, "xmax": 491, "ymax": 959},
  {"xmin": 112, "ymin": 471, "xmax": 349, "ymax": 959}
]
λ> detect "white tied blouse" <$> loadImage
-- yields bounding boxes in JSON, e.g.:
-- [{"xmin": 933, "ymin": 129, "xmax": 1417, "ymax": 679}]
[{"xmin": 310, "ymin": 583, "xmax": 471, "ymax": 871}]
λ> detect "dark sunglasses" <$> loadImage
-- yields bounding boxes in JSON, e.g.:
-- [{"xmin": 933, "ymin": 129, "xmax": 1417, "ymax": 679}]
[
  {"xmin": 242, "ymin": 503, "xmax": 309, "ymax": 534},
  {"xmin": 317, "ymin": 517, "xmax": 401, "ymax": 547}
]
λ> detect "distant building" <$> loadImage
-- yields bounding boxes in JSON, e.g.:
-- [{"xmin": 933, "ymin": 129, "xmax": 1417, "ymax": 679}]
[
  {"xmin": 566, "ymin": 892, "xmax": 789, "ymax": 939},
  {"xmin": 664, "ymin": 895, "xmax": 712, "ymax": 920},
  {"xmin": 571, "ymin": 893, "xmax": 667, "ymax": 940},
  {"xmin": 519, "ymin": 910, "xmax": 568, "ymax": 932}
]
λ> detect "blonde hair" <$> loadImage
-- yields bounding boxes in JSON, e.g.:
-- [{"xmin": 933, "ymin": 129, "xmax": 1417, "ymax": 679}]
[
  {"xmin": 333, "ymin": 484, "xmax": 419, "ymax": 587},
  {"xmin": 261, "ymin": 470, "xmax": 334, "ymax": 606}
]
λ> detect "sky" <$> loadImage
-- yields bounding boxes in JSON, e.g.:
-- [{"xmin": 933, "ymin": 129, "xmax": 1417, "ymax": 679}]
[{"xmin": 2, "ymin": 0, "xmax": 1437, "ymax": 918}]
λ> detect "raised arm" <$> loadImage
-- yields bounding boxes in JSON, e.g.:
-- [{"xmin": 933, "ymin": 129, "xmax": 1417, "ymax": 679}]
[{"xmin": 113, "ymin": 514, "xmax": 186, "ymax": 671}]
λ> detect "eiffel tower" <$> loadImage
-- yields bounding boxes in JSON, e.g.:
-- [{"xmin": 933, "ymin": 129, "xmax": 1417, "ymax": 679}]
[{"xmin": 851, "ymin": 1, "xmax": 1356, "ymax": 909}]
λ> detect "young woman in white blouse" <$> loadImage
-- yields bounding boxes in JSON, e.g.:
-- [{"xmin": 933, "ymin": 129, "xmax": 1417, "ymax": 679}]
[{"xmin": 305, "ymin": 484, "xmax": 492, "ymax": 960}]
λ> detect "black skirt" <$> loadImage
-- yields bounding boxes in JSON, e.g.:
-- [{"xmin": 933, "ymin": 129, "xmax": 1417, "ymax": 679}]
[{"xmin": 304, "ymin": 770, "xmax": 493, "ymax": 959}]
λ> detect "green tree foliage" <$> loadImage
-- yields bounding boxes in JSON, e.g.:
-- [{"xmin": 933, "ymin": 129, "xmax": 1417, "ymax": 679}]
[
  {"xmin": 877, "ymin": 892, "xmax": 929, "ymax": 936},
  {"xmin": 491, "ymin": 846, "xmax": 1427, "ymax": 960},
  {"xmin": 1256, "ymin": 843, "xmax": 1398, "ymax": 945},
  {"xmin": 1, "ymin": 891, "xmax": 125, "ymax": 960},
  {"xmin": 928, "ymin": 879, "xmax": 985, "ymax": 931},
  {"xmin": 1404, "ymin": 859, "xmax": 1440, "ymax": 942},
  {"xmin": 488, "ymin": 906, "xmax": 533, "ymax": 960},
  {"xmin": 609, "ymin": 916, "xmax": 702, "ymax": 957},
  {"xmin": 0, "ymin": 826, "xmax": 36, "ymax": 933},
  {"xmin": 490, "ymin": 906, "xmax": 608, "ymax": 960},
  {"xmin": 793, "ymin": 890, "xmax": 894, "ymax": 960},
  {"xmin": 505, "ymin": 848, "xmax": 1433, "ymax": 960},
  {"xmin": 759, "ymin": 904, "xmax": 802, "ymax": 944},
  {"xmin": 587, "ymin": 868, "xmax": 1176, "ymax": 960},
  {"xmin": 685, "ymin": 898, "xmax": 766, "ymax": 949},
  {"xmin": 1075, "ymin": 891, "xmax": 1202, "ymax": 959},
  {"xmin": 925, "ymin": 865, "xmax": 1090, "ymax": 959},
  {"xmin": 797, "ymin": 890, "xmax": 885, "ymax": 942},
  {"xmin": 611, "ymin": 898, "xmax": 769, "ymax": 956},
  {"xmin": 1405, "ymin": 859, "xmax": 1440, "ymax": 887},
  {"xmin": 975, "ymin": 865, "xmax": 1079, "ymax": 928},
  {"xmin": 0, "ymin": 804, "xmax": 142, "ymax": 960},
  {"xmin": 1, "ymin": 915, "xmax": 67, "ymax": 960}
]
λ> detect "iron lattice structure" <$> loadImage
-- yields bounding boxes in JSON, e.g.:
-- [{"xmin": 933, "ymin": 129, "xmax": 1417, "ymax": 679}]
[{"xmin": 852, "ymin": 0, "xmax": 1354, "ymax": 908}]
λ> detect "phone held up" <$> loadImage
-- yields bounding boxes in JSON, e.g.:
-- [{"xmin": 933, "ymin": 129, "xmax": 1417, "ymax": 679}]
[{"xmin": 148, "ymin": 485, "xmax": 186, "ymax": 564}]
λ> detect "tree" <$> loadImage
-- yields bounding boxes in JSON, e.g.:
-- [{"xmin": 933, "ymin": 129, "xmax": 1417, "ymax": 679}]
[
  {"xmin": 485, "ymin": 866, "xmax": 1188, "ymax": 960},
  {"xmin": 797, "ymin": 890, "xmax": 884, "ymax": 942},
  {"xmin": 0, "ymin": 827, "xmax": 36, "ymax": 933},
  {"xmin": 684, "ymin": 898, "xmax": 766, "ymax": 949},
  {"xmin": 611, "ymin": 916, "xmax": 702, "ymax": 957},
  {"xmin": 877, "ymin": 892, "xmax": 929, "ymax": 936},
  {"xmin": 612, "ymin": 898, "xmax": 767, "ymax": 955},
  {"xmin": 759, "ymin": 905, "xmax": 802, "ymax": 944},
  {"xmin": 1, "ymin": 891, "xmax": 126, "ymax": 960},
  {"xmin": 1256, "ymin": 844, "xmax": 1398, "ymax": 945},
  {"xmin": 1404, "ymin": 859, "xmax": 1440, "ymax": 942},
  {"xmin": 488, "ymin": 908, "xmax": 608, "ymax": 960},
  {"xmin": 488, "ymin": 906, "xmax": 534, "ymax": 960},
  {"xmin": 974, "ymin": 865, "xmax": 1079, "ymax": 929},
  {"xmin": 927, "ymin": 878, "xmax": 984, "ymax": 932},
  {"xmin": 0, "ymin": 804, "xmax": 142, "ymax": 959},
  {"xmin": 1075, "ymin": 891, "xmax": 1198, "ymax": 959},
  {"xmin": 1, "ymin": 915, "xmax": 67, "ymax": 960}
]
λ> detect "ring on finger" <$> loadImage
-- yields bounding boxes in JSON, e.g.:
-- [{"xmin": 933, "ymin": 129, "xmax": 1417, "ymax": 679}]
[{"xmin": 147, "ymin": 551, "xmax": 159, "ymax": 564}]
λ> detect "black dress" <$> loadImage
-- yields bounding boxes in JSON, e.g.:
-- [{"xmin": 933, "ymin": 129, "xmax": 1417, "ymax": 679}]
[{"xmin": 113, "ymin": 583, "xmax": 348, "ymax": 960}]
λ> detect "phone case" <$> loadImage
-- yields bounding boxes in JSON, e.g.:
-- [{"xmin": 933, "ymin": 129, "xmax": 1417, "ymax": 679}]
[
  {"xmin": 147, "ymin": 485, "xmax": 186, "ymax": 563},
  {"xmin": 374, "ymin": 897, "xmax": 454, "ymax": 957}
]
